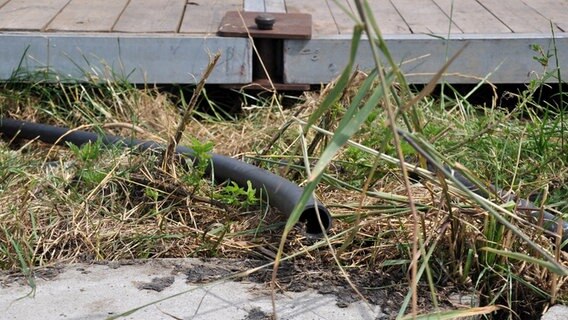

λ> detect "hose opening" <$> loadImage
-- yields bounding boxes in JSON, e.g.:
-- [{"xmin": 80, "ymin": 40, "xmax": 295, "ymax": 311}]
[{"xmin": 300, "ymin": 204, "xmax": 332, "ymax": 235}]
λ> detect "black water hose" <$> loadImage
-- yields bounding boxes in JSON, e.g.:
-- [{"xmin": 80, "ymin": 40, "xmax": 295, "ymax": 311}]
[
  {"xmin": 0, "ymin": 118, "xmax": 332, "ymax": 235},
  {"xmin": 426, "ymin": 162, "xmax": 568, "ymax": 250}
]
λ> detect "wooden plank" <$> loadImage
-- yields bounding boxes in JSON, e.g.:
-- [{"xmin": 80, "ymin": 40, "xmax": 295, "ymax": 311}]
[
  {"xmin": 244, "ymin": 0, "xmax": 264, "ymax": 12},
  {"xmin": 389, "ymin": 0, "xmax": 460, "ymax": 34},
  {"xmin": 0, "ymin": 35, "xmax": 48, "ymax": 78},
  {"xmin": 113, "ymin": 0, "xmax": 186, "ymax": 33},
  {"xmin": 47, "ymin": 0, "xmax": 128, "ymax": 32},
  {"xmin": 477, "ymin": 0, "xmax": 560, "ymax": 33},
  {"xmin": 432, "ymin": 0, "xmax": 509, "ymax": 33},
  {"xmin": 180, "ymin": 0, "xmax": 241, "ymax": 34},
  {"xmin": 43, "ymin": 34, "xmax": 251, "ymax": 83},
  {"xmin": 522, "ymin": 0, "xmax": 568, "ymax": 32},
  {"xmin": 286, "ymin": 0, "xmax": 338, "ymax": 35},
  {"xmin": 0, "ymin": 0, "xmax": 70, "ymax": 31},
  {"xmin": 265, "ymin": 0, "xmax": 286, "ymax": 13},
  {"xmin": 366, "ymin": 0, "xmax": 411, "ymax": 35},
  {"xmin": 283, "ymin": 34, "xmax": 568, "ymax": 84},
  {"xmin": 328, "ymin": 0, "xmax": 356, "ymax": 34}
]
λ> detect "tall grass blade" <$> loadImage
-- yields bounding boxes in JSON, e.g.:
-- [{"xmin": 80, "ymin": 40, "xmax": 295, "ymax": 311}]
[
  {"xmin": 301, "ymin": 25, "xmax": 364, "ymax": 133},
  {"xmin": 310, "ymin": 71, "xmax": 394, "ymax": 179},
  {"xmin": 400, "ymin": 305, "xmax": 500, "ymax": 320},
  {"xmin": 398, "ymin": 129, "xmax": 568, "ymax": 276},
  {"xmin": 482, "ymin": 247, "xmax": 566, "ymax": 274}
]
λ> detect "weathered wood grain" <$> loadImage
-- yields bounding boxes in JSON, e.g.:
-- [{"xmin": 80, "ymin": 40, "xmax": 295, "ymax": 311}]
[
  {"xmin": 286, "ymin": 0, "xmax": 338, "ymax": 35},
  {"xmin": 328, "ymin": 0, "xmax": 356, "ymax": 34},
  {"xmin": 389, "ymin": 0, "xmax": 460, "ymax": 34},
  {"xmin": 1, "ymin": 0, "xmax": 568, "ymax": 86},
  {"xmin": 47, "ymin": 0, "xmax": 128, "ymax": 32},
  {"xmin": 284, "ymin": 34, "xmax": 568, "ymax": 84},
  {"xmin": 44, "ymin": 34, "xmax": 251, "ymax": 83},
  {"xmin": 265, "ymin": 0, "xmax": 286, "ymax": 13},
  {"xmin": 244, "ymin": 0, "xmax": 264, "ymax": 12},
  {"xmin": 522, "ymin": 0, "xmax": 568, "ymax": 32},
  {"xmin": 477, "ymin": 0, "xmax": 559, "ymax": 33},
  {"xmin": 0, "ymin": 0, "xmax": 70, "ymax": 31},
  {"xmin": 0, "ymin": 35, "xmax": 48, "ymax": 78},
  {"xmin": 113, "ymin": 0, "xmax": 186, "ymax": 33},
  {"xmin": 180, "ymin": 0, "xmax": 241, "ymax": 34},
  {"xmin": 433, "ymin": 0, "xmax": 510, "ymax": 33},
  {"xmin": 366, "ymin": 0, "xmax": 411, "ymax": 34}
]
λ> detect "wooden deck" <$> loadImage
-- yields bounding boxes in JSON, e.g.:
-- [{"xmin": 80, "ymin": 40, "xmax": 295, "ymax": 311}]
[{"xmin": 0, "ymin": 0, "xmax": 566, "ymax": 84}]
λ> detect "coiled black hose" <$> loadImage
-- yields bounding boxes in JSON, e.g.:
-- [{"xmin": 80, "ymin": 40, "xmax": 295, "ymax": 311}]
[{"xmin": 0, "ymin": 118, "xmax": 332, "ymax": 235}]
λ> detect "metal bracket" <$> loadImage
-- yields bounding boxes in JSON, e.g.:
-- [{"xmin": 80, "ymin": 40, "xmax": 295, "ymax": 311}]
[{"xmin": 218, "ymin": 11, "xmax": 312, "ymax": 90}]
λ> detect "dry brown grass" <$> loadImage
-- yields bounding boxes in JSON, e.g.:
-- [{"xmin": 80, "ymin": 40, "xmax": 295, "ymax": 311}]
[{"xmin": 1, "ymin": 79, "xmax": 568, "ymax": 318}]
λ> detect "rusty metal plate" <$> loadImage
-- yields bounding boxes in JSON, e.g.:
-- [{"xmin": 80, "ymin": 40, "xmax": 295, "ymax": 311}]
[{"xmin": 218, "ymin": 11, "xmax": 311, "ymax": 40}]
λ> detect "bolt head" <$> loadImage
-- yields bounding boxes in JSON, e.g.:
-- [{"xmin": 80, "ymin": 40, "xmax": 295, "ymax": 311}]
[{"xmin": 255, "ymin": 14, "xmax": 276, "ymax": 30}]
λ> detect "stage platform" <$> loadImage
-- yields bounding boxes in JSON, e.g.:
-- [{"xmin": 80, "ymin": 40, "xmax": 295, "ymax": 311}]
[{"xmin": 0, "ymin": 0, "xmax": 566, "ymax": 85}]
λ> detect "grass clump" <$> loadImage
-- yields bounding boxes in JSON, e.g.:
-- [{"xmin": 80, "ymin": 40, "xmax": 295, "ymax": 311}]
[
  {"xmin": 0, "ymin": 78, "xmax": 285, "ymax": 270},
  {"xmin": 2, "ymin": 72, "xmax": 568, "ymax": 319}
]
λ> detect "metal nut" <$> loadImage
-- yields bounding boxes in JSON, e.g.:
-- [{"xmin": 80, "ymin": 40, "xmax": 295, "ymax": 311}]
[{"xmin": 255, "ymin": 14, "xmax": 275, "ymax": 30}]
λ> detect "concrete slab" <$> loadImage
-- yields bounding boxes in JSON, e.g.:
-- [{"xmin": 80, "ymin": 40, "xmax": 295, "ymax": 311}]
[
  {"xmin": 0, "ymin": 259, "xmax": 384, "ymax": 320},
  {"xmin": 542, "ymin": 305, "xmax": 568, "ymax": 320}
]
